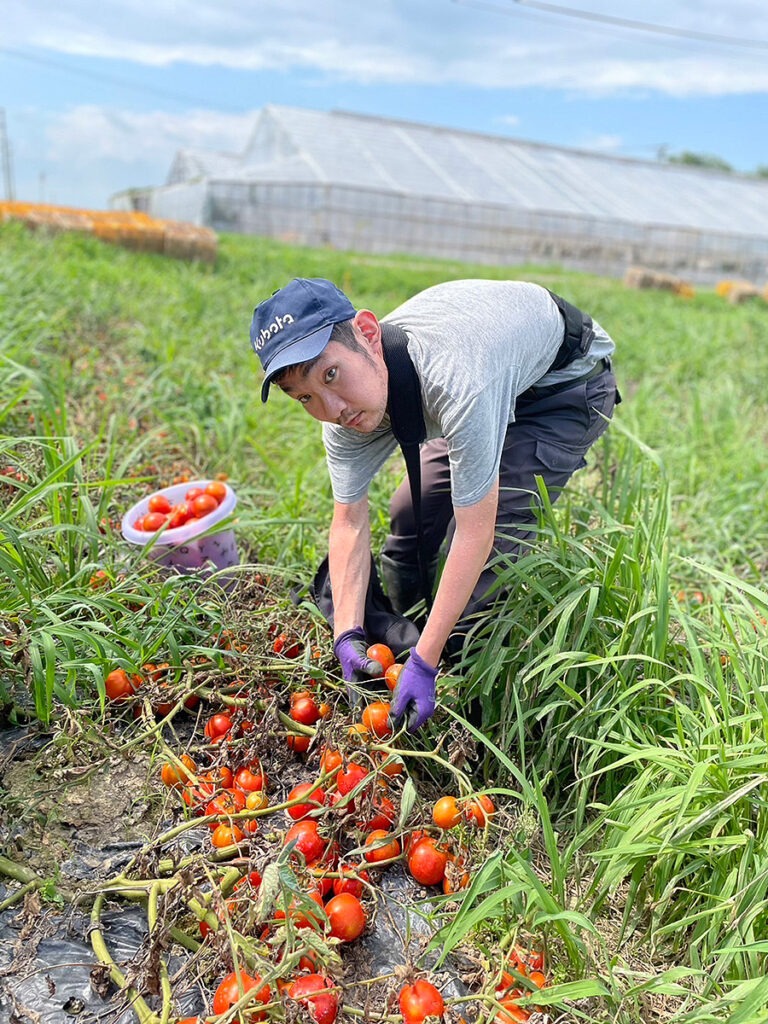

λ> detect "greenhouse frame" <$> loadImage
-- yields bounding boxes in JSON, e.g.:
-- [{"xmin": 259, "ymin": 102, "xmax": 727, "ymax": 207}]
[{"xmin": 113, "ymin": 105, "xmax": 768, "ymax": 283}]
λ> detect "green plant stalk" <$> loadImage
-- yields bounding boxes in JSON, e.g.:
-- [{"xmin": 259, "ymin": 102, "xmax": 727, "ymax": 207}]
[
  {"xmin": 168, "ymin": 924, "xmax": 201, "ymax": 953},
  {"xmin": 0, "ymin": 855, "xmax": 43, "ymax": 887},
  {"xmin": 147, "ymin": 881, "xmax": 173, "ymax": 1024},
  {"xmin": 0, "ymin": 879, "xmax": 40, "ymax": 912},
  {"xmin": 90, "ymin": 892, "xmax": 161, "ymax": 1024}
]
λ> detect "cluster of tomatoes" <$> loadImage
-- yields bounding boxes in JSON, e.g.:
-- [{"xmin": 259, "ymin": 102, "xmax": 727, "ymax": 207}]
[
  {"xmin": 104, "ymin": 629, "xmax": 548, "ymax": 1023},
  {"xmin": 158, "ymin": 668, "xmax": 463, "ymax": 1020},
  {"xmin": 104, "ymin": 662, "xmax": 201, "ymax": 716},
  {"xmin": 493, "ymin": 947, "xmax": 548, "ymax": 1024},
  {"xmin": 132, "ymin": 480, "xmax": 228, "ymax": 533}
]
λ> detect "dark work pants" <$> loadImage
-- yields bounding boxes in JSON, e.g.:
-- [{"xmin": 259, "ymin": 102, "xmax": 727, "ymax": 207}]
[{"xmin": 382, "ymin": 367, "xmax": 619, "ymax": 646}]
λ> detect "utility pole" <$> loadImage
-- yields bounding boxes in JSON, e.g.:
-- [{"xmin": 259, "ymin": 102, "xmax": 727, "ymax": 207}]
[{"xmin": 0, "ymin": 108, "xmax": 15, "ymax": 200}]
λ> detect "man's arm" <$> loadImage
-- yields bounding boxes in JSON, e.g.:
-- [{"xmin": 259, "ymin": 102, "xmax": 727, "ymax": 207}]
[
  {"xmin": 389, "ymin": 481, "xmax": 499, "ymax": 731},
  {"xmin": 328, "ymin": 496, "xmax": 372, "ymax": 638},
  {"xmin": 416, "ymin": 480, "xmax": 500, "ymax": 665}
]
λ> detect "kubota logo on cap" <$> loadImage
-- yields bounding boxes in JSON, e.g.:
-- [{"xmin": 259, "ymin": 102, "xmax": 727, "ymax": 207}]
[{"xmin": 254, "ymin": 313, "xmax": 295, "ymax": 351}]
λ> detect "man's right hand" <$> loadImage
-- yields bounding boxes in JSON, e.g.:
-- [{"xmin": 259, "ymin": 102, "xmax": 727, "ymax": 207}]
[{"xmin": 333, "ymin": 627, "xmax": 382, "ymax": 704}]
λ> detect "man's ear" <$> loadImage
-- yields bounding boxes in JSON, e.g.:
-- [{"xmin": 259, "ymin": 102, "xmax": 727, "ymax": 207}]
[{"xmin": 353, "ymin": 309, "xmax": 381, "ymax": 348}]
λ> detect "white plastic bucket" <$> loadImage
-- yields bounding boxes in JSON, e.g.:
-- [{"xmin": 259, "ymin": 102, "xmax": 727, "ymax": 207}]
[{"xmin": 121, "ymin": 480, "xmax": 239, "ymax": 576}]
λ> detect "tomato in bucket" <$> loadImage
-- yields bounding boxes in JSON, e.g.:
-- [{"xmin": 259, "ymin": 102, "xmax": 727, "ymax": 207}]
[{"xmin": 121, "ymin": 479, "xmax": 239, "ymax": 575}]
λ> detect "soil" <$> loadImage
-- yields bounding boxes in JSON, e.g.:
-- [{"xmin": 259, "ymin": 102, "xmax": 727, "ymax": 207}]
[{"xmin": 3, "ymin": 743, "xmax": 159, "ymax": 882}]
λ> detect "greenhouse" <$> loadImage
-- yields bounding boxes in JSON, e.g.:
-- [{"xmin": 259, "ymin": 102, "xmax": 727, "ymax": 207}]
[{"xmin": 113, "ymin": 104, "xmax": 768, "ymax": 283}]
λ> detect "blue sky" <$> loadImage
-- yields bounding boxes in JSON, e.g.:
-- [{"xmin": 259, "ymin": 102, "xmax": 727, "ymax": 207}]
[{"xmin": 2, "ymin": 0, "xmax": 767, "ymax": 210}]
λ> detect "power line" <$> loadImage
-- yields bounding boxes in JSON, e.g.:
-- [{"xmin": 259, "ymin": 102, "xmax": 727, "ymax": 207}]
[
  {"xmin": 0, "ymin": 46, "xmax": 241, "ymax": 109},
  {"xmin": 454, "ymin": 0, "xmax": 768, "ymax": 50}
]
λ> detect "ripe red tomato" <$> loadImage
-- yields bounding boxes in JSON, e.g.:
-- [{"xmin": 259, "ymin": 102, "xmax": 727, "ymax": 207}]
[
  {"xmin": 432, "ymin": 796, "xmax": 462, "ymax": 829},
  {"xmin": 335, "ymin": 762, "xmax": 370, "ymax": 799},
  {"xmin": 232, "ymin": 870, "xmax": 262, "ymax": 897},
  {"xmin": 182, "ymin": 781, "xmax": 215, "ymax": 813},
  {"xmin": 332, "ymin": 865, "xmax": 370, "ymax": 898},
  {"xmin": 325, "ymin": 892, "xmax": 366, "ymax": 942},
  {"xmin": 307, "ymin": 857, "xmax": 334, "ymax": 896},
  {"xmin": 363, "ymin": 829, "xmax": 401, "ymax": 864},
  {"xmin": 286, "ymin": 974, "xmax": 338, "ymax": 1024},
  {"xmin": 274, "ymin": 888, "xmax": 325, "ymax": 930},
  {"xmin": 211, "ymin": 822, "xmax": 246, "ymax": 849},
  {"xmin": 273, "ymin": 633, "xmax": 301, "ymax": 657},
  {"xmin": 366, "ymin": 642, "xmax": 395, "ymax": 672},
  {"xmin": 89, "ymin": 569, "xmax": 110, "ymax": 590},
  {"xmin": 379, "ymin": 752, "xmax": 404, "ymax": 777},
  {"xmin": 407, "ymin": 837, "xmax": 449, "ymax": 887},
  {"xmin": 204, "ymin": 712, "xmax": 234, "ymax": 742},
  {"xmin": 399, "ymin": 979, "xmax": 445, "ymax": 1024},
  {"xmin": 405, "ymin": 829, "xmax": 429, "ymax": 853},
  {"xmin": 104, "ymin": 668, "xmax": 141, "ymax": 702},
  {"xmin": 320, "ymin": 747, "xmax": 343, "ymax": 775},
  {"xmin": 495, "ymin": 996, "xmax": 530, "ymax": 1023},
  {"xmin": 359, "ymin": 794, "xmax": 396, "ymax": 832},
  {"xmin": 211, "ymin": 971, "xmax": 271, "ymax": 1017},
  {"xmin": 191, "ymin": 492, "xmax": 218, "ymax": 518},
  {"xmin": 361, "ymin": 700, "xmax": 393, "ymax": 739},
  {"xmin": 286, "ymin": 732, "xmax": 311, "ymax": 753},
  {"xmin": 384, "ymin": 663, "xmax": 403, "ymax": 691},
  {"xmin": 184, "ymin": 486, "xmax": 205, "ymax": 502},
  {"xmin": 284, "ymin": 820, "xmax": 328, "ymax": 863},
  {"xmin": 496, "ymin": 970, "xmax": 518, "ymax": 999},
  {"xmin": 509, "ymin": 943, "xmax": 545, "ymax": 973},
  {"xmin": 206, "ymin": 765, "xmax": 234, "ymax": 790},
  {"xmin": 464, "ymin": 793, "xmax": 496, "ymax": 827},
  {"xmin": 205, "ymin": 480, "xmax": 227, "ymax": 504},
  {"xmin": 234, "ymin": 765, "xmax": 267, "ymax": 793},
  {"xmin": 147, "ymin": 493, "xmax": 172, "ymax": 514},
  {"xmin": 290, "ymin": 695, "xmax": 322, "ymax": 725},
  {"xmin": 287, "ymin": 782, "xmax": 326, "ymax": 820},
  {"xmin": 205, "ymin": 787, "xmax": 246, "ymax": 825},
  {"xmin": 160, "ymin": 753, "xmax": 196, "ymax": 789},
  {"xmin": 167, "ymin": 501, "xmax": 191, "ymax": 528},
  {"xmin": 141, "ymin": 510, "xmax": 167, "ymax": 532}
]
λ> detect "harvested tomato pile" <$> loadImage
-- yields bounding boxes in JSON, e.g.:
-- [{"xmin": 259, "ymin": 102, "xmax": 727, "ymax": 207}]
[
  {"xmin": 132, "ymin": 481, "xmax": 229, "ymax": 533},
  {"xmin": 96, "ymin": 628, "xmax": 552, "ymax": 1023}
]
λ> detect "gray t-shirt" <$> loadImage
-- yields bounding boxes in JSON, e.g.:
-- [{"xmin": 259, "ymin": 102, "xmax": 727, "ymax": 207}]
[{"xmin": 322, "ymin": 280, "xmax": 615, "ymax": 507}]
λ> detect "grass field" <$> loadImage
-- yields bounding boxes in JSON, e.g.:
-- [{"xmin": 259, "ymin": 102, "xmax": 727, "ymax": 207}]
[{"xmin": 2, "ymin": 221, "xmax": 768, "ymax": 1023}]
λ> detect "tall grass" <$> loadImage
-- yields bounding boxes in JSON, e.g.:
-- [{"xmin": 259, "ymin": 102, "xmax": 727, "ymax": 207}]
[
  {"xmin": 2, "ymin": 222, "xmax": 768, "ymax": 1020},
  {"xmin": 437, "ymin": 419, "xmax": 768, "ymax": 1016}
]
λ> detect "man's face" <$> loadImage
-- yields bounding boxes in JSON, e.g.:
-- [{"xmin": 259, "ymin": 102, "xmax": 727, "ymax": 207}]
[{"xmin": 278, "ymin": 324, "xmax": 389, "ymax": 432}]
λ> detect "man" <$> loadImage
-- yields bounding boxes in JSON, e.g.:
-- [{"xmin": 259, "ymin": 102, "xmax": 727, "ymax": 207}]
[{"xmin": 251, "ymin": 277, "xmax": 618, "ymax": 731}]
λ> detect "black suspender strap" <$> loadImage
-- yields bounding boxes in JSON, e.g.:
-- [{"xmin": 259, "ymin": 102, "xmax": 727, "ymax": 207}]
[
  {"xmin": 546, "ymin": 289, "xmax": 596, "ymax": 371},
  {"xmin": 379, "ymin": 322, "xmax": 433, "ymax": 612}
]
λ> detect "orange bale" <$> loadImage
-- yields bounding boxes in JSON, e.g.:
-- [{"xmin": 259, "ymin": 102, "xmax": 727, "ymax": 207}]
[{"xmin": 0, "ymin": 201, "xmax": 217, "ymax": 262}]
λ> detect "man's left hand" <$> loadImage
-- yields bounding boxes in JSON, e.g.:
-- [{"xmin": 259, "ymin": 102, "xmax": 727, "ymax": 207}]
[
  {"xmin": 390, "ymin": 648, "xmax": 439, "ymax": 732},
  {"xmin": 334, "ymin": 626, "xmax": 383, "ymax": 706}
]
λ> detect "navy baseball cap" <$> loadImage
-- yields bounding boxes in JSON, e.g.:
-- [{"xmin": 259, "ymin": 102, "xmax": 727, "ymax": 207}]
[{"xmin": 250, "ymin": 278, "xmax": 356, "ymax": 402}]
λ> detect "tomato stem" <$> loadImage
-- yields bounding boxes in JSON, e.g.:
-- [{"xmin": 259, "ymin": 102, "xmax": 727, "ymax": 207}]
[{"xmin": 90, "ymin": 892, "xmax": 162, "ymax": 1024}]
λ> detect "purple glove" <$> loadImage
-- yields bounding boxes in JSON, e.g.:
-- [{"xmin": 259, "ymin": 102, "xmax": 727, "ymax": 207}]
[
  {"xmin": 390, "ymin": 648, "xmax": 438, "ymax": 732},
  {"xmin": 333, "ymin": 627, "xmax": 382, "ymax": 704}
]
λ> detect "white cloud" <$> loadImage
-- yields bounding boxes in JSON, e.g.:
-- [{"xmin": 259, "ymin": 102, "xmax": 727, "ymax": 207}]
[
  {"xmin": 495, "ymin": 114, "xmax": 521, "ymax": 128},
  {"xmin": 6, "ymin": 1, "xmax": 768, "ymax": 206},
  {"xmin": 578, "ymin": 133, "xmax": 624, "ymax": 154},
  {"xmin": 5, "ymin": 0, "xmax": 768, "ymax": 97},
  {"xmin": 46, "ymin": 106, "xmax": 255, "ymax": 165}
]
